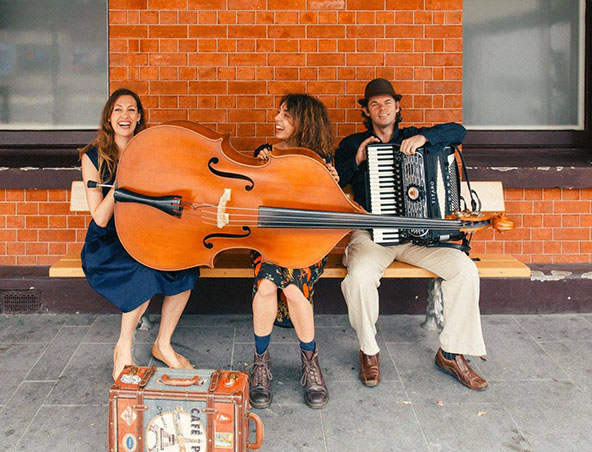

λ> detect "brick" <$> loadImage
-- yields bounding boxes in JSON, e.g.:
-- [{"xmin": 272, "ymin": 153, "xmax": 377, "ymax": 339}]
[
  {"xmin": 504, "ymin": 201, "xmax": 532, "ymax": 214},
  {"xmin": 532, "ymin": 201, "xmax": 554, "ymax": 213},
  {"xmin": 522, "ymin": 215, "xmax": 542, "ymax": 228},
  {"xmin": 16, "ymin": 256, "xmax": 37, "ymax": 265},
  {"xmin": 39, "ymin": 230, "xmax": 76, "ymax": 242},
  {"xmin": 188, "ymin": 25, "xmax": 226, "ymax": 38},
  {"xmin": 554, "ymin": 201, "xmax": 590, "ymax": 214},
  {"xmin": 0, "ymin": 203, "xmax": 16, "ymax": 215},
  {"xmin": 582, "ymin": 215, "xmax": 592, "ymax": 227},
  {"xmin": 26, "ymin": 243, "xmax": 48, "ymax": 255},
  {"xmin": 268, "ymin": 81, "xmax": 307, "ymax": 94},
  {"xmin": 387, "ymin": 0, "xmax": 424, "ymax": 9},
  {"xmin": 426, "ymin": 0, "xmax": 462, "ymax": 10},
  {"xmin": 0, "ymin": 256, "xmax": 16, "ymax": 265},
  {"xmin": 562, "ymin": 215, "xmax": 580, "ymax": 227},
  {"xmin": 522, "ymin": 241, "xmax": 543, "ymax": 254},
  {"xmin": 425, "ymin": 109, "xmax": 461, "ymax": 123},
  {"xmin": 425, "ymin": 25, "xmax": 462, "ymax": 38},
  {"xmin": 562, "ymin": 189, "xmax": 580, "ymax": 200},
  {"xmin": 188, "ymin": 0, "xmax": 225, "ymax": 8},
  {"xmin": 385, "ymin": 53, "xmax": 424, "ymax": 67},
  {"xmin": 524, "ymin": 189, "xmax": 543, "ymax": 200},
  {"xmin": 554, "ymin": 228, "xmax": 590, "ymax": 241},
  {"xmin": 148, "ymin": 25, "xmax": 187, "ymax": 39},
  {"xmin": 228, "ymin": 53, "xmax": 267, "ymax": 66},
  {"xmin": 394, "ymin": 11, "xmax": 414, "ymax": 24},
  {"xmin": 110, "ymin": 25, "xmax": 148, "ymax": 38},
  {"xmin": 307, "ymin": 25, "xmax": 346, "ymax": 38},
  {"xmin": 347, "ymin": 26, "xmax": 384, "ymax": 39},
  {"xmin": 227, "ymin": 25, "xmax": 266, "ymax": 38},
  {"xmin": 0, "ymin": 229, "xmax": 17, "ymax": 242},
  {"xmin": 543, "ymin": 215, "xmax": 561, "ymax": 227},
  {"xmin": 6, "ymin": 190, "xmax": 24, "ymax": 201},
  {"xmin": 26, "ymin": 216, "xmax": 48, "ymax": 229},
  {"xmin": 7, "ymin": 242, "xmax": 25, "ymax": 255},
  {"xmin": 543, "ymin": 241, "xmax": 561, "ymax": 254},
  {"xmin": 561, "ymin": 242, "xmax": 580, "ymax": 254},
  {"xmin": 425, "ymin": 53, "xmax": 463, "ymax": 66},
  {"xmin": 347, "ymin": 0, "xmax": 383, "ymax": 9},
  {"xmin": 25, "ymin": 190, "xmax": 47, "ymax": 202},
  {"xmin": 385, "ymin": 25, "xmax": 424, "ymax": 38},
  {"xmin": 110, "ymin": 0, "xmax": 147, "ymax": 9},
  {"xmin": 310, "ymin": 0, "xmax": 345, "ymax": 9},
  {"xmin": 543, "ymin": 188, "xmax": 561, "ymax": 200}
]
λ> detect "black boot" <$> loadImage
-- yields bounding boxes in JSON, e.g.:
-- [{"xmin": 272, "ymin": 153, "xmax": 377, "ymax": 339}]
[
  {"xmin": 300, "ymin": 349, "xmax": 329, "ymax": 409},
  {"xmin": 249, "ymin": 349, "xmax": 272, "ymax": 408}
]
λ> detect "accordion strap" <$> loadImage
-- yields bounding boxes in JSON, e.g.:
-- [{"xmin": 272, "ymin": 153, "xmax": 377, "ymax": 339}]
[{"xmin": 453, "ymin": 145, "xmax": 481, "ymax": 213}]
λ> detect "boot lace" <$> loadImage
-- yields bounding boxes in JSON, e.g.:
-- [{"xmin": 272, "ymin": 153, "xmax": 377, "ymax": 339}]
[
  {"xmin": 301, "ymin": 357, "xmax": 322, "ymax": 386},
  {"xmin": 251, "ymin": 357, "xmax": 272, "ymax": 387}
]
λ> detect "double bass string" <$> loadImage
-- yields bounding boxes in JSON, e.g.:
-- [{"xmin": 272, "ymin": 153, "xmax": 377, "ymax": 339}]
[{"xmin": 176, "ymin": 204, "xmax": 464, "ymax": 230}]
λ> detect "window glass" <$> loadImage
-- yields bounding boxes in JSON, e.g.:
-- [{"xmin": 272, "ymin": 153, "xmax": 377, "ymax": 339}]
[
  {"xmin": 463, "ymin": 0, "xmax": 584, "ymax": 129},
  {"xmin": 0, "ymin": 0, "xmax": 108, "ymax": 129}
]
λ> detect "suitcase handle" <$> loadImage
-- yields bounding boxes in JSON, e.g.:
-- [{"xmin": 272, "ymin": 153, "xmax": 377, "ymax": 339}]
[
  {"xmin": 158, "ymin": 374, "xmax": 204, "ymax": 386},
  {"xmin": 246, "ymin": 412, "xmax": 264, "ymax": 450}
]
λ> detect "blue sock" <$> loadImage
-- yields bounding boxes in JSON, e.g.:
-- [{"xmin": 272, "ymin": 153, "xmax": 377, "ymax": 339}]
[
  {"xmin": 442, "ymin": 349, "xmax": 458, "ymax": 360},
  {"xmin": 254, "ymin": 333, "xmax": 271, "ymax": 355},
  {"xmin": 299, "ymin": 339, "xmax": 316, "ymax": 354}
]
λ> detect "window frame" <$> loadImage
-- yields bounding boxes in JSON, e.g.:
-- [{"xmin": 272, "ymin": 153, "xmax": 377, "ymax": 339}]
[{"xmin": 463, "ymin": 0, "xmax": 591, "ymax": 151}]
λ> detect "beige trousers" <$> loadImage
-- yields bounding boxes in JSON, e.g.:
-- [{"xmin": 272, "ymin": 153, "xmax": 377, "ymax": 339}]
[{"xmin": 341, "ymin": 229, "xmax": 486, "ymax": 357}]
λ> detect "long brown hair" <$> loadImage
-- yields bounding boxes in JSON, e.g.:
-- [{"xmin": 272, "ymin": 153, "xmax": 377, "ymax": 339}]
[
  {"xmin": 79, "ymin": 88, "xmax": 146, "ymax": 182},
  {"xmin": 279, "ymin": 94, "xmax": 334, "ymax": 160}
]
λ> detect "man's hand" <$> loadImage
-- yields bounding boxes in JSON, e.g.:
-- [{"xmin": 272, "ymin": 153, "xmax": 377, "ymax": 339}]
[
  {"xmin": 399, "ymin": 134, "xmax": 427, "ymax": 155},
  {"xmin": 355, "ymin": 135, "xmax": 381, "ymax": 166}
]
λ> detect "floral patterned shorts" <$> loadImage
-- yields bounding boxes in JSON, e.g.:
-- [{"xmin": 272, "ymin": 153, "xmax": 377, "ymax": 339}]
[{"xmin": 251, "ymin": 252, "xmax": 327, "ymax": 328}]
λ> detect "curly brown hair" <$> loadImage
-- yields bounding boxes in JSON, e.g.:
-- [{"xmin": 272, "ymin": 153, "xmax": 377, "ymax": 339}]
[
  {"xmin": 78, "ymin": 88, "xmax": 146, "ymax": 183},
  {"xmin": 279, "ymin": 93, "xmax": 334, "ymax": 160}
]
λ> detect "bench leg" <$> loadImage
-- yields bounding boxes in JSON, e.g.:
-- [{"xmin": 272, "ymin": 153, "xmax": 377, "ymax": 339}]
[
  {"xmin": 136, "ymin": 312, "xmax": 153, "ymax": 331},
  {"xmin": 421, "ymin": 278, "xmax": 444, "ymax": 331}
]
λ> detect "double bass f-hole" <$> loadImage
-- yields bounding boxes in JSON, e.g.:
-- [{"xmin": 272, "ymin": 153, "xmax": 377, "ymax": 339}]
[
  {"xmin": 208, "ymin": 157, "xmax": 255, "ymax": 191},
  {"xmin": 203, "ymin": 226, "xmax": 252, "ymax": 249}
]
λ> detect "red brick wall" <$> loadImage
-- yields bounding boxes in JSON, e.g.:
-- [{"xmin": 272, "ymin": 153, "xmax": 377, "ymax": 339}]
[{"xmin": 2, "ymin": 1, "xmax": 591, "ymax": 265}]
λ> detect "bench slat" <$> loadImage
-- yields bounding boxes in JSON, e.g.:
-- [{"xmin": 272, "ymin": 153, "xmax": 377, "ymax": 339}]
[{"xmin": 49, "ymin": 251, "xmax": 530, "ymax": 279}]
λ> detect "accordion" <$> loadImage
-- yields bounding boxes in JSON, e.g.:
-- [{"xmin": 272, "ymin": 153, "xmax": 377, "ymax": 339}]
[{"xmin": 365, "ymin": 143, "xmax": 464, "ymax": 246}]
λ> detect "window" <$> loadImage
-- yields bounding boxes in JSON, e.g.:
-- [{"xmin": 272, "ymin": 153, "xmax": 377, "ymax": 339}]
[
  {"xmin": 463, "ymin": 0, "xmax": 590, "ymax": 149},
  {"xmin": 0, "ymin": 0, "xmax": 108, "ymax": 129}
]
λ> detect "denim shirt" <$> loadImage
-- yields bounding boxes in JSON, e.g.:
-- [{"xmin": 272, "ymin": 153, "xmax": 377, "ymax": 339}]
[{"xmin": 334, "ymin": 122, "xmax": 466, "ymax": 212}]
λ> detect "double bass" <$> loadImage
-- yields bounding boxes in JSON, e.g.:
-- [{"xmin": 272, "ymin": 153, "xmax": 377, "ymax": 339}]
[{"xmin": 112, "ymin": 121, "xmax": 512, "ymax": 271}]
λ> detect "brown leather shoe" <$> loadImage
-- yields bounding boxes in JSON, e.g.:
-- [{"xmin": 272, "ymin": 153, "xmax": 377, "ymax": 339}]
[
  {"xmin": 435, "ymin": 348, "xmax": 489, "ymax": 391},
  {"xmin": 359, "ymin": 351, "xmax": 380, "ymax": 387},
  {"xmin": 300, "ymin": 350, "xmax": 329, "ymax": 409},
  {"xmin": 249, "ymin": 349, "xmax": 272, "ymax": 408}
]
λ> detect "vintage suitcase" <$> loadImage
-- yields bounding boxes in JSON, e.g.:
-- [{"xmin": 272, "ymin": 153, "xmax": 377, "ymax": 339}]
[{"xmin": 108, "ymin": 366, "xmax": 263, "ymax": 452}]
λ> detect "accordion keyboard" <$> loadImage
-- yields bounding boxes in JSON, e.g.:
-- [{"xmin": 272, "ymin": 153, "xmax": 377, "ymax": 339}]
[{"xmin": 366, "ymin": 143, "xmax": 458, "ymax": 246}]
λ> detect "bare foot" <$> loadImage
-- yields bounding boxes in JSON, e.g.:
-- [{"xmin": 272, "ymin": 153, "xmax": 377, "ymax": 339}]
[
  {"xmin": 152, "ymin": 341, "xmax": 193, "ymax": 369},
  {"xmin": 113, "ymin": 344, "xmax": 134, "ymax": 381}
]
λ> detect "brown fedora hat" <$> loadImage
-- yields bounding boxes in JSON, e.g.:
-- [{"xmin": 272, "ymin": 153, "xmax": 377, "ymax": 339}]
[{"xmin": 358, "ymin": 78, "xmax": 402, "ymax": 106}]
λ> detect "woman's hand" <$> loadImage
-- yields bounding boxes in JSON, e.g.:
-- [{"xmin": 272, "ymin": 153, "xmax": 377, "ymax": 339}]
[
  {"xmin": 257, "ymin": 147, "xmax": 272, "ymax": 161},
  {"xmin": 326, "ymin": 163, "xmax": 340, "ymax": 183}
]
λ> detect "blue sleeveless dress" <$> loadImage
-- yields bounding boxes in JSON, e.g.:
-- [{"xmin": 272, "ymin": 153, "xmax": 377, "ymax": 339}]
[{"xmin": 80, "ymin": 147, "xmax": 200, "ymax": 313}]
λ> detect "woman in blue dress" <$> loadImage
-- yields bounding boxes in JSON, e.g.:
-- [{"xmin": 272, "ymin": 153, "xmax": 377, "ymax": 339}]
[{"xmin": 79, "ymin": 88, "xmax": 199, "ymax": 380}]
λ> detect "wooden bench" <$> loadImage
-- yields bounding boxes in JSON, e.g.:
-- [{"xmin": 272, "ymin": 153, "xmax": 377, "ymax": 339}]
[{"xmin": 50, "ymin": 180, "xmax": 530, "ymax": 330}]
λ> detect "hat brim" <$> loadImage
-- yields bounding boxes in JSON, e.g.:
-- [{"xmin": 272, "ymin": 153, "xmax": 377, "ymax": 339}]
[{"xmin": 358, "ymin": 93, "xmax": 402, "ymax": 106}]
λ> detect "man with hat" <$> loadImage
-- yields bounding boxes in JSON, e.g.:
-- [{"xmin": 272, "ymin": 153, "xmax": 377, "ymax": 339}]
[{"xmin": 334, "ymin": 78, "xmax": 488, "ymax": 391}]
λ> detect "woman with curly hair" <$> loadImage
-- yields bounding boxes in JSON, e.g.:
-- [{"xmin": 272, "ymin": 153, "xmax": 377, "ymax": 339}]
[
  {"xmin": 249, "ymin": 94, "xmax": 339, "ymax": 409},
  {"xmin": 79, "ymin": 88, "xmax": 199, "ymax": 380}
]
